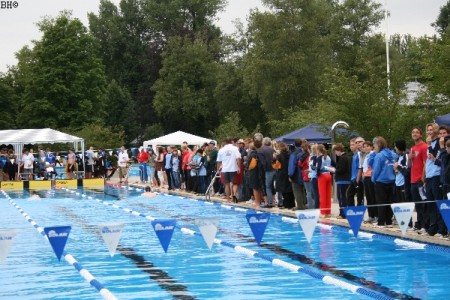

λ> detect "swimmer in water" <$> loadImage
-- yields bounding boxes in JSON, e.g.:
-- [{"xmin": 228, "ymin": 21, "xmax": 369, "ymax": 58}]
[
  {"xmin": 29, "ymin": 190, "xmax": 41, "ymax": 200},
  {"xmin": 141, "ymin": 186, "xmax": 157, "ymax": 198}
]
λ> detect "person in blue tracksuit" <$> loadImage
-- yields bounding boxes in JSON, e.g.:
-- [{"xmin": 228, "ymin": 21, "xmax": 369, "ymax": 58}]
[{"xmin": 372, "ymin": 136, "xmax": 396, "ymax": 227}]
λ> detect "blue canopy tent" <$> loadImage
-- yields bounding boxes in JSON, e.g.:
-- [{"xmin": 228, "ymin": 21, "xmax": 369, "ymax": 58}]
[
  {"xmin": 274, "ymin": 123, "xmax": 355, "ymax": 144},
  {"xmin": 435, "ymin": 113, "xmax": 450, "ymax": 127}
]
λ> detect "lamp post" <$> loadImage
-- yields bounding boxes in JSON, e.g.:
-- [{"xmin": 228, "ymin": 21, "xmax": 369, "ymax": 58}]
[{"xmin": 330, "ymin": 121, "xmax": 349, "ymax": 203}]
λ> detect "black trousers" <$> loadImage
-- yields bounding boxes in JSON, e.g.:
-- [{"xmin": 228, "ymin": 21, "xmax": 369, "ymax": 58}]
[
  {"xmin": 364, "ymin": 177, "xmax": 377, "ymax": 218},
  {"xmin": 374, "ymin": 182, "xmax": 394, "ymax": 226}
]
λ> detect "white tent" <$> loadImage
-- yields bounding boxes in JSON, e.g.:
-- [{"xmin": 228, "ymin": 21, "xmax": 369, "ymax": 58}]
[
  {"xmin": 0, "ymin": 128, "xmax": 84, "ymax": 159},
  {"xmin": 143, "ymin": 131, "xmax": 214, "ymax": 148}
]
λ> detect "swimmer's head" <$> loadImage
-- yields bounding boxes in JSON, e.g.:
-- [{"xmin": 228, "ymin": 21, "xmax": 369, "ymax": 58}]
[{"xmin": 145, "ymin": 186, "xmax": 152, "ymax": 192}]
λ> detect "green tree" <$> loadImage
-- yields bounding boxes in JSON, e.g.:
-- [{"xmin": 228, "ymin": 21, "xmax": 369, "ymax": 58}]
[
  {"xmin": 0, "ymin": 74, "xmax": 19, "ymax": 129},
  {"xmin": 74, "ymin": 122, "xmax": 125, "ymax": 149},
  {"xmin": 244, "ymin": 0, "xmax": 334, "ymax": 119},
  {"xmin": 433, "ymin": 0, "xmax": 450, "ymax": 36},
  {"xmin": 209, "ymin": 111, "xmax": 250, "ymax": 142},
  {"xmin": 18, "ymin": 12, "xmax": 107, "ymax": 129},
  {"xmin": 152, "ymin": 36, "xmax": 219, "ymax": 136}
]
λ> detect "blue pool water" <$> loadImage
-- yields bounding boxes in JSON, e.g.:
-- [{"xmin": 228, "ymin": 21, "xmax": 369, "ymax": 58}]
[{"xmin": 1, "ymin": 186, "xmax": 449, "ymax": 299}]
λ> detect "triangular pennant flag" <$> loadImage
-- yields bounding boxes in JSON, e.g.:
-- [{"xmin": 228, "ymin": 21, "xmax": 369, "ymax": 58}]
[
  {"xmin": 295, "ymin": 209, "xmax": 320, "ymax": 243},
  {"xmin": 44, "ymin": 226, "xmax": 71, "ymax": 261},
  {"xmin": 344, "ymin": 206, "xmax": 367, "ymax": 238},
  {"xmin": 99, "ymin": 223, "xmax": 125, "ymax": 257},
  {"xmin": 246, "ymin": 213, "xmax": 270, "ymax": 245},
  {"xmin": 195, "ymin": 217, "xmax": 220, "ymax": 250},
  {"xmin": 437, "ymin": 200, "xmax": 450, "ymax": 230},
  {"xmin": 0, "ymin": 229, "xmax": 16, "ymax": 263},
  {"xmin": 151, "ymin": 219, "xmax": 176, "ymax": 253},
  {"xmin": 391, "ymin": 203, "xmax": 415, "ymax": 235}
]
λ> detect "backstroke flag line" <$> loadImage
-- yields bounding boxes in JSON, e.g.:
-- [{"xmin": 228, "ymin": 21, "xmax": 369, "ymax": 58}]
[
  {"xmin": 437, "ymin": 200, "xmax": 450, "ymax": 230},
  {"xmin": 151, "ymin": 219, "xmax": 176, "ymax": 253},
  {"xmin": 195, "ymin": 217, "xmax": 220, "ymax": 250},
  {"xmin": 246, "ymin": 213, "xmax": 270, "ymax": 245},
  {"xmin": 99, "ymin": 223, "xmax": 125, "ymax": 257},
  {"xmin": 0, "ymin": 229, "xmax": 16, "ymax": 263},
  {"xmin": 391, "ymin": 203, "xmax": 415, "ymax": 235},
  {"xmin": 344, "ymin": 206, "xmax": 367, "ymax": 238},
  {"xmin": 295, "ymin": 209, "xmax": 320, "ymax": 243},
  {"xmin": 44, "ymin": 226, "xmax": 71, "ymax": 261}
]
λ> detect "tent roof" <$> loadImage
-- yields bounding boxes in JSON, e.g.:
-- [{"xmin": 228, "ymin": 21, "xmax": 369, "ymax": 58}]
[
  {"xmin": 0, "ymin": 128, "xmax": 83, "ymax": 144},
  {"xmin": 143, "ymin": 130, "xmax": 214, "ymax": 147},
  {"xmin": 435, "ymin": 113, "xmax": 450, "ymax": 127},
  {"xmin": 274, "ymin": 123, "xmax": 355, "ymax": 144}
]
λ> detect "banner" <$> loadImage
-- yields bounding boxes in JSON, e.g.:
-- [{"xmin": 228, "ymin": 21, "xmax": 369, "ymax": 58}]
[
  {"xmin": 437, "ymin": 200, "xmax": 450, "ymax": 230},
  {"xmin": 0, "ymin": 229, "xmax": 16, "ymax": 263},
  {"xmin": 195, "ymin": 217, "xmax": 220, "ymax": 250},
  {"xmin": 295, "ymin": 209, "xmax": 320, "ymax": 243},
  {"xmin": 99, "ymin": 223, "xmax": 125, "ymax": 257},
  {"xmin": 151, "ymin": 219, "xmax": 176, "ymax": 253},
  {"xmin": 391, "ymin": 203, "xmax": 415, "ymax": 235},
  {"xmin": 246, "ymin": 213, "xmax": 270, "ymax": 245},
  {"xmin": 44, "ymin": 226, "xmax": 71, "ymax": 261},
  {"xmin": 344, "ymin": 206, "xmax": 367, "ymax": 238}
]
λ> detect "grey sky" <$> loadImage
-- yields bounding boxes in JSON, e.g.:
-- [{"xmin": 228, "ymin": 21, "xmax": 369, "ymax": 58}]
[{"xmin": 0, "ymin": 0, "xmax": 448, "ymax": 73}]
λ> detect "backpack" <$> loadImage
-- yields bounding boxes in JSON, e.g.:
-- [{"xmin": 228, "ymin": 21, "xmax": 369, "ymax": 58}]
[{"xmin": 297, "ymin": 154, "xmax": 310, "ymax": 182}]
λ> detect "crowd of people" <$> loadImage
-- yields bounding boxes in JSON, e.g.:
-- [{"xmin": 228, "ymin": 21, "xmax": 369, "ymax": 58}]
[
  {"xmin": 2, "ymin": 122, "xmax": 449, "ymax": 240},
  {"xmin": 133, "ymin": 123, "xmax": 450, "ymax": 239}
]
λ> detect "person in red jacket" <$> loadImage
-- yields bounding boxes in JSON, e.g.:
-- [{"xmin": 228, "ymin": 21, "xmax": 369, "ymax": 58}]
[{"xmin": 137, "ymin": 146, "xmax": 149, "ymax": 183}]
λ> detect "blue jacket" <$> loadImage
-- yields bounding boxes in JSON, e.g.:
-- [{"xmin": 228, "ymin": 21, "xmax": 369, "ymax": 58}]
[
  {"xmin": 372, "ymin": 148, "xmax": 396, "ymax": 183},
  {"xmin": 288, "ymin": 147, "xmax": 304, "ymax": 184}
]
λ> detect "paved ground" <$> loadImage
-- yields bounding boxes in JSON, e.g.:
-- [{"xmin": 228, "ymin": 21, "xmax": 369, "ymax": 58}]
[{"xmin": 109, "ymin": 173, "xmax": 450, "ymax": 248}]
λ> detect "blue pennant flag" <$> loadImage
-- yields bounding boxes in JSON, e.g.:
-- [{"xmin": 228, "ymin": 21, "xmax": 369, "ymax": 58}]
[
  {"xmin": 246, "ymin": 213, "xmax": 270, "ymax": 245},
  {"xmin": 437, "ymin": 200, "xmax": 450, "ymax": 230},
  {"xmin": 44, "ymin": 226, "xmax": 71, "ymax": 261},
  {"xmin": 344, "ymin": 206, "xmax": 366, "ymax": 238},
  {"xmin": 151, "ymin": 219, "xmax": 176, "ymax": 253}
]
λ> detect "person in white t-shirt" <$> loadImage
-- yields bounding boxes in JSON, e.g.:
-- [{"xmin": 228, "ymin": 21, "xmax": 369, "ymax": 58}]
[
  {"xmin": 217, "ymin": 137, "xmax": 241, "ymax": 202},
  {"xmin": 21, "ymin": 149, "xmax": 35, "ymax": 180},
  {"xmin": 118, "ymin": 146, "xmax": 130, "ymax": 183}
]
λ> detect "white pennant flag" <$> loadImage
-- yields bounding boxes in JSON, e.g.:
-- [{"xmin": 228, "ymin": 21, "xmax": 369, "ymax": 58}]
[
  {"xmin": 0, "ymin": 229, "xmax": 16, "ymax": 263},
  {"xmin": 391, "ymin": 203, "xmax": 414, "ymax": 235},
  {"xmin": 195, "ymin": 217, "xmax": 220, "ymax": 250},
  {"xmin": 295, "ymin": 209, "xmax": 320, "ymax": 243},
  {"xmin": 99, "ymin": 223, "xmax": 124, "ymax": 257}
]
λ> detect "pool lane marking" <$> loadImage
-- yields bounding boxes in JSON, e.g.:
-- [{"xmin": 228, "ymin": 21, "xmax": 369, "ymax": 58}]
[
  {"xmin": 53, "ymin": 204, "xmax": 197, "ymax": 300},
  {"xmin": 0, "ymin": 190, "xmax": 117, "ymax": 300},
  {"xmin": 126, "ymin": 200, "xmax": 417, "ymax": 300},
  {"xmin": 63, "ymin": 188, "xmax": 395, "ymax": 300},
  {"xmin": 169, "ymin": 192, "xmax": 450, "ymax": 254},
  {"xmin": 97, "ymin": 188, "xmax": 416, "ymax": 299}
]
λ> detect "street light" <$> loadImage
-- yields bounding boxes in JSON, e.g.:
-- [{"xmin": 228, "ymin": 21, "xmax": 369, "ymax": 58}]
[{"xmin": 330, "ymin": 121, "xmax": 349, "ymax": 203}]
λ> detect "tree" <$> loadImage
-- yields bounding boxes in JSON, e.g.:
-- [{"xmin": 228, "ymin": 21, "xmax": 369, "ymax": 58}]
[
  {"xmin": 433, "ymin": 0, "xmax": 450, "ymax": 36},
  {"xmin": 0, "ymin": 74, "xmax": 19, "ymax": 129},
  {"xmin": 74, "ymin": 122, "xmax": 125, "ymax": 149},
  {"xmin": 244, "ymin": 0, "xmax": 334, "ymax": 119},
  {"xmin": 152, "ymin": 36, "xmax": 219, "ymax": 136},
  {"xmin": 18, "ymin": 12, "xmax": 107, "ymax": 129}
]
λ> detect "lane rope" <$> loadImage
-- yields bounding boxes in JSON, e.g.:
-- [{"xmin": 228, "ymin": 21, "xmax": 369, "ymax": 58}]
[
  {"xmin": 62, "ymin": 187, "xmax": 394, "ymax": 300},
  {"xmin": 0, "ymin": 190, "xmax": 117, "ymax": 300}
]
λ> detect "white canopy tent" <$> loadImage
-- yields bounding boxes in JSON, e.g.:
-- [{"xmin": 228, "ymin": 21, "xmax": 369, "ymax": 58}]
[
  {"xmin": 143, "ymin": 131, "xmax": 214, "ymax": 149},
  {"xmin": 0, "ymin": 128, "xmax": 84, "ymax": 160}
]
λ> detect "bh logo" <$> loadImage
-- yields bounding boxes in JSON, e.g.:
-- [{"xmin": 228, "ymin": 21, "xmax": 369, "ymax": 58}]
[
  {"xmin": 346, "ymin": 209, "xmax": 364, "ymax": 216},
  {"xmin": 440, "ymin": 203, "xmax": 450, "ymax": 210},
  {"xmin": 48, "ymin": 230, "xmax": 68, "ymax": 238},
  {"xmin": 248, "ymin": 216, "xmax": 268, "ymax": 224},
  {"xmin": 154, "ymin": 223, "xmax": 174, "ymax": 231},
  {"xmin": 0, "ymin": 1, "xmax": 18, "ymax": 9},
  {"xmin": 298, "ymin": 214, "xmax": 315, "ymax": 220},
  {"xmin": 102, "ymin": 227, "xmax": 120, "ymax": 234},
  {"xmin": 393, "ymin": 207, "xmax": 410, "ymax": 214}
]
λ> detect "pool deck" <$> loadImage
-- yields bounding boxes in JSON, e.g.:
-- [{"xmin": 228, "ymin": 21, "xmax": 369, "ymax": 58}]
[{"xmin": 111, "ymin": 177, "xmax": 450, "ymax": 248}]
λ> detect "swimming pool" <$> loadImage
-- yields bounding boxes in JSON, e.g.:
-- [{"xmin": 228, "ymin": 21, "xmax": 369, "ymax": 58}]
[{"xmin": 1, "ymin": 186, "xmax": 449, "ymax": 299}]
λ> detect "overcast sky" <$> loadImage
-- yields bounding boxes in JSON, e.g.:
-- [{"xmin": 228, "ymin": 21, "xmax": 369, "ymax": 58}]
[{"xmin": 0, "ymin": 0, "xmax": 448, "ymax": 72}]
